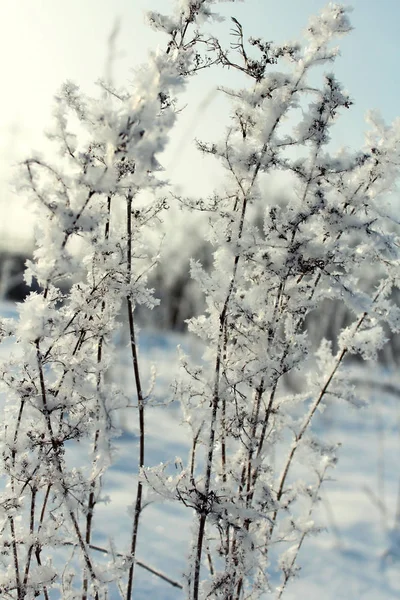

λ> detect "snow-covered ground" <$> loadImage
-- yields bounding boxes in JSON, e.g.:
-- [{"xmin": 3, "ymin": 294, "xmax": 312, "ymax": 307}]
[{"xmin": 1, "ymin": 301, "xmax": 399, "ymax": 599}]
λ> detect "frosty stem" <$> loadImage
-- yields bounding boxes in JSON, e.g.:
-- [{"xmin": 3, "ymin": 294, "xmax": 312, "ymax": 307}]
[
  {"xmin": 126, "ymin": 192, "xmax": 146, "ymax": 600},
  {"xmin": 83, "ymin": 197, "xmax": 111, "ymax": 600},
  {"xmin": 192, "ymin": 192, "xmax": 249, "ymax": 600},
  {"xmin": 35, "ymin": 340, "xmax": 99, "ymax": 594}
]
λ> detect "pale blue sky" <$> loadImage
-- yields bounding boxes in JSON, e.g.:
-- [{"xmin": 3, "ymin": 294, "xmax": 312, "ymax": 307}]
[{"xmin": 1, "ymin": 0, "xmax": 399, "ymax": 247}]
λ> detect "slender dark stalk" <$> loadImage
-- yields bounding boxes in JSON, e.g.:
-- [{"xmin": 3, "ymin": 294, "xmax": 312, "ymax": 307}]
[
  {"xmin": 61, "ymin": 190, "xmax": 95, "ymax": 250},
  {"xmin": 228, "ymin": 382, "xmax": 266, "ymax": 598},
  {"xmin": 221, "ymin": 394, "xmax": 227, "ymax": 483},
  {"xmin": 125, "ymin": 193, "xmax": 146, "ymax": 600},
  {"xmin": 192, "ymin": 196, "xmax": 249, "ymax": 600},
  {"xmin": 190, "ymin": 426, "xmax": 203, "ymax": 480},
  {"xmin": 82, "ymin": 338, "xmax": 103, "ymax": 599},
  {"xmin": 83, "ymin": 196, "xmax": 111, "ymax": 600},
  {"xmin": 22, "ymin": 487, "xmax": 37, "ymax": 592},
  {"xmin": 9, "ymin": 398, "xmax": 26, "ymax": 600},
  {"xmin": 35, "ymin": 484, "xmax": 51, "ymax": 600},
  {"xmin": 220, "ymin": 323, "xmax": 230, "ymax": 485},
  {"xmin": 82, "ymin": 428, "xmax": 100, "ymax": 600},
  {"xmin": 9, "ymin": 516, "xmax": 22, "ymax": 600}
]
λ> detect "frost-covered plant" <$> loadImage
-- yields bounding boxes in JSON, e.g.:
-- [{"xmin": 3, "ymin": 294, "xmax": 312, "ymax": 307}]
[
  {"xmin": 2, "ymin": 2, "xmax": 400, "ymax": 600},
  {"xmin": 142, "ymin": 5, "xmax": 400, "ymax": 600},
  {"xmin": 0, "ymin": 2, "xmax": 238, "ymax": 598}
]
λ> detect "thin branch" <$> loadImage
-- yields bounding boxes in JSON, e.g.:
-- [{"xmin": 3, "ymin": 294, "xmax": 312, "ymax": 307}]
[{"xmin": 125, "ymin": 192, "xmax": 146, "ymax": 600}]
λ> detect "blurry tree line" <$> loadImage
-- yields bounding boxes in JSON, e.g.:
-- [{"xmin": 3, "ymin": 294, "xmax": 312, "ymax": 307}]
[
  {"xmin": 0, "ymin": 251, "xmax": 37, "ymax": 302},
  {"xmin": 3, "ymin": 193, "xmax": 400, "ymax": 367}
]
